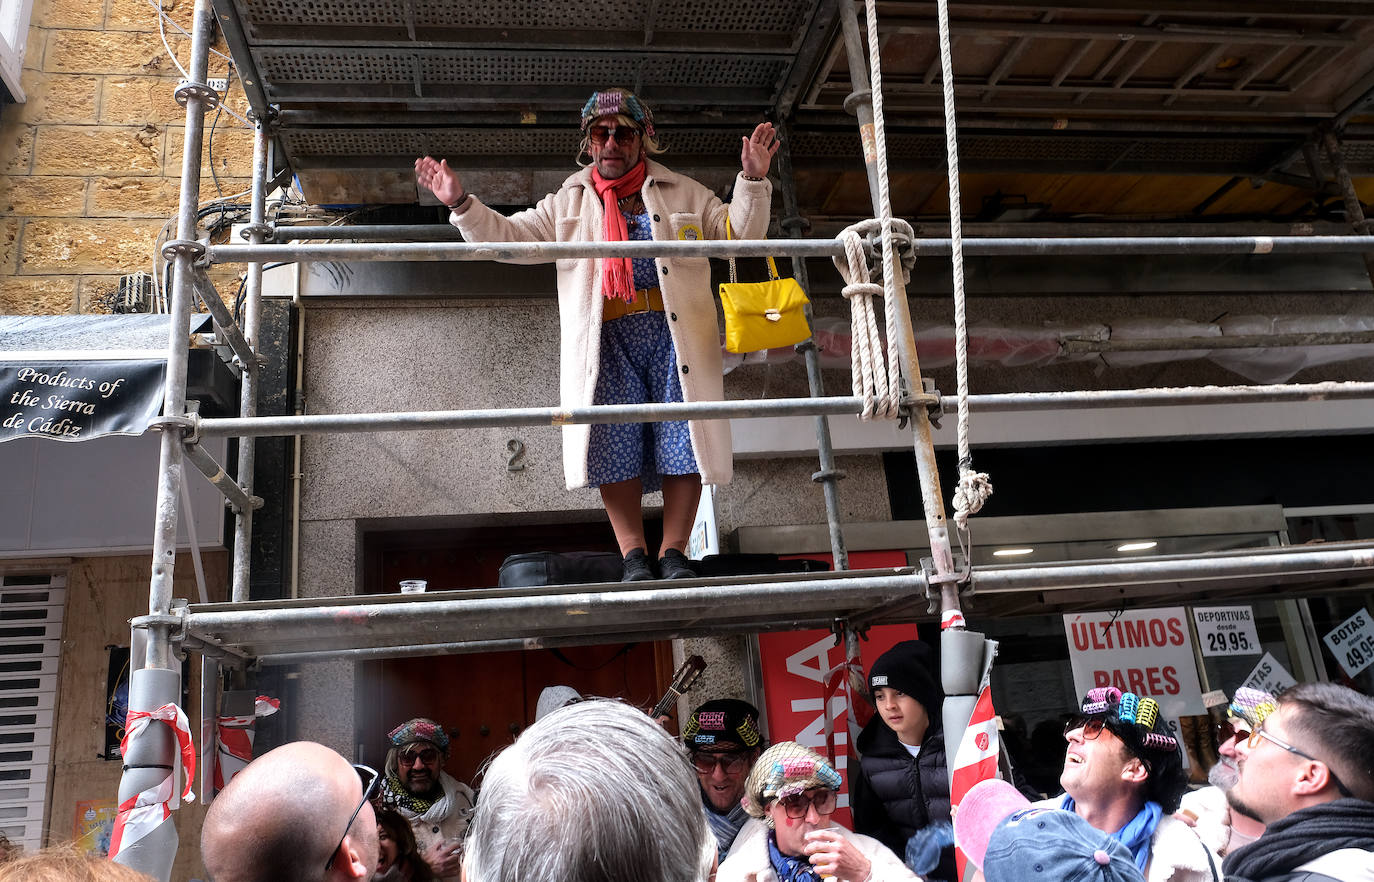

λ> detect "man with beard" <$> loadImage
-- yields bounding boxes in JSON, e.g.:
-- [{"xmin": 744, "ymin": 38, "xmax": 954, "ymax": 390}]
[
  {"xmin": 1177, "ymin": 688, "xmax": 1273, "ymax": 857},
  {"xmin": 682, "ymin": 698, "xmax": 766, "ymax": 861},
  {"xmin": 378, "ymin": 718, "xmax": 475, "ymax": 882},
  {"xmin": 1222, "ymin": 682, "xmax": 1374, "ymax": 882}
]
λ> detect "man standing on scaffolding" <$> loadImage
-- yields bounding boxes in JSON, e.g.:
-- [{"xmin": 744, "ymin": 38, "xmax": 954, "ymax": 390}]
[{"xmin": 416, "ymin": 89, "xmax": 777, "ymax": 582}]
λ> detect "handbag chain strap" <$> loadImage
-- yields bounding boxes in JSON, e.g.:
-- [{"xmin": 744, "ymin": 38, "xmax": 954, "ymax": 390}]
[{"xmin": 724, "ymin": 215, "xmax": 782, "ymax": 283}]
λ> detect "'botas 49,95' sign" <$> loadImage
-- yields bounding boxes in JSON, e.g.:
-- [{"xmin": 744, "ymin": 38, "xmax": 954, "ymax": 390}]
[{"xmin": 1063, "ymin": 606, "xmax": 1205, "ymax": 719}]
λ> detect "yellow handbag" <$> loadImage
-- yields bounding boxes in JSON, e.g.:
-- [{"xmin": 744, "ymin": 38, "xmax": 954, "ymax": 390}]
[{"xmin": 718, "ymin": 217, "xmax": 812, "ymax": 354}]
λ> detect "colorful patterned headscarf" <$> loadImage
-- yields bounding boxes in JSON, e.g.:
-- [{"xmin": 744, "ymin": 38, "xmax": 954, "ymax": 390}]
[
  {"xmin": 387, "ymin": 717, "xmax": 450, "ymax": 757},
  {"xmin": 1228, "ymin": 687, "xmax": 1278, "ymax": 729},
  {"xmin": 741, "ymin": 741, "xmax": 843, "ymax": 822},
  {"xmin": 580, "ymin": 88, "xmax": 656, "ymax": 139}
]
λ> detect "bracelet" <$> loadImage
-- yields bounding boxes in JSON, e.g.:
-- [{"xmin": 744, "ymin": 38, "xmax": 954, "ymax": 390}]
[
  {"xmin": 741, "ymin": 174, "xmax": 765, "ymax": 182},
  {"xmin": 446, "ymin": 193, "xmax": 472, "ymax": 211}
]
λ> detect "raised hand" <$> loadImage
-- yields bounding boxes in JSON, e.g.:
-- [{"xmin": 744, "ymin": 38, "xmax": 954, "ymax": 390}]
[
  {"xmin": 415, "ymin": 155, "xmax": 465, "ymax": 206},
  {"xmin": 740, "ymin": 122, "xmax": 780, "ymax": 179}
]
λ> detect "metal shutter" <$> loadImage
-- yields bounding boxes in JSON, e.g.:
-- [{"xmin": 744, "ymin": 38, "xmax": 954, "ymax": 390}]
[{"xmin": 0, "ymin": 573, "xmax": 64, "ymax": 852}]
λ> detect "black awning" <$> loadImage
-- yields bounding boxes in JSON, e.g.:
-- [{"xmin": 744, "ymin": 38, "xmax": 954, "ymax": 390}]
[{"xmin": 0, "ymin": 314, "xmax": 237, "ymax": 444}]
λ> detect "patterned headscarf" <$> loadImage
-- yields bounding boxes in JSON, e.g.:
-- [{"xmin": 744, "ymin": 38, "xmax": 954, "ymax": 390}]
[
  {"xmin": 742, "ymin": 742, "xmax": 842, "ymax": 824},
  {"xmin": 1228, "ymin": 687, "xmax": 1278, "ymax": 729},
  {"xmin": 580, "ymin": 88, "xmax": 655, "ymax": 139},
  {"xmin": 388, "ymin": 717, "xmax": 450, "ymax": 757}
]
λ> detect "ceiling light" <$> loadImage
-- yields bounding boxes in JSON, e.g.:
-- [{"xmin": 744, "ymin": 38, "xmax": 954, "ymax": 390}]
[
  {"xmin": 992, "ymin": 547, "xmax": 1035, "ymax": 557},
  {"xmin": 1117, "ymin": 541, "xmax": 1159, "ymax": 552}
]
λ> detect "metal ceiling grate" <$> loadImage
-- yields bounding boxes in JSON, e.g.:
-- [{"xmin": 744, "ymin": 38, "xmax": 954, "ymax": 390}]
[
  {"xmin": 256, "ymin": 48, "xmax": 788, "ymax": 101},
  {"xmin": 236, "ymin": 0, "xmax": 809, "ymax": 35}
]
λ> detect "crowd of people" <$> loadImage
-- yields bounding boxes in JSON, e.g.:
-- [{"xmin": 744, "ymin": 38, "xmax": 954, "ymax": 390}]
[
  {"xmin": 0, "ymin": 632, "xmax": 1368, "ymax": 882},
  {"xmin": 182, "ymin": 638, "xmax": 1370, "ymax": 882}
]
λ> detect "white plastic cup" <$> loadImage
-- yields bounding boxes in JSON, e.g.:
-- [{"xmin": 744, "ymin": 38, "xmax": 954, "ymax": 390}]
[{"xmin": 399, "ymin": 579, "xmax": 427, "ymax": 594}]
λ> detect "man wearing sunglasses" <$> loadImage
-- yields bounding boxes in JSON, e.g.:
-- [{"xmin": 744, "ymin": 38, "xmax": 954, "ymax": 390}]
[
  {"xmin": 1221, "ymin": 682, "xmax": 1374, "ymax": 882},
  {"xmin": 201, "ymin": 741, "xmax": 378, "ymax": 882},
  {"xmin": 377, "ymin": 717, "xmax": 475, "ymax": 881},
  {"xmin": 416, "ymin": 88, "xmax": 777, "ymax": 584},
  {"xmin": 682, "ymin": 698, "xmax": 767, "ymax": 861},
  {"xmin": 1042, "ymin": 688, "xmax": 1218, "ymax": 882},
  {"xmin": 1176, "ymin": 688, "xmax": 1273, "ymax": 858}
]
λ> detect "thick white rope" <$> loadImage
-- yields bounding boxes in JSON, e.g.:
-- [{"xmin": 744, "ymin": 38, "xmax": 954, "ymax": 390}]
[
  {"xmin": 931, "ymin": 0, "xmax": 992, "ymax": 531},
  {"xmin": 833, "ymin": 226, "xmax": 892, "ymax": 419},
  {"xmin": 860, "ymin": 0, "xmax": 907, "ymax": 423}
]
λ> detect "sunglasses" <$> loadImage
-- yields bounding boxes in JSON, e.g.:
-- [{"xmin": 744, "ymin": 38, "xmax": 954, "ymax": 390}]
[
  {"xmin": 326, "ymin": 763, "xmax": 379, "ymax": 871},
  {"xmin": 1214, "ymin": 717, "xmax": 1250, "ymax": 747},
  {"xmin": 691, "ymin": 751, "xmax": 748, "ymax": 776},
  {"xmin": 1247, "ymin": 724, "xmax": 1353, "ymax": 798},
  {"xmin": 778, "ymin": 789, "xmax": 838, "ymax": 819},
  {"xmin": 589, "ymin": 125, "xmax": 642, "ymax": 146},
  {"xmin": 399, "ymin": 746, "xmax": 439, "ymax": 766},
  {"xmin": 1063, "ymin": 717, "xmax": 1107, "ymax": 740}
]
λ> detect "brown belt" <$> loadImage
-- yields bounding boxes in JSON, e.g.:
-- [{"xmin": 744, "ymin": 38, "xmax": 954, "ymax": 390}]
[{"xmin": 603, "ymin": 287, "xmax": 664, "ymax": 322}]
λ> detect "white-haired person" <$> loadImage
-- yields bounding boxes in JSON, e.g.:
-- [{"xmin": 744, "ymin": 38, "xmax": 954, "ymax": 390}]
[
  {"xmin": 718, "ymin": 742, "xmax": 920, "ymax": 882},
  {"xmin": 462, "ymin": 698, "xmax": 716, "ymax": 882}
]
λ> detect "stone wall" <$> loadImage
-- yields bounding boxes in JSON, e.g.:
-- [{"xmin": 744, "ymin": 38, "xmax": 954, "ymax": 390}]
[{"xmin": 0, "ymin": 0, "xmax": 249, "ymax": 315}]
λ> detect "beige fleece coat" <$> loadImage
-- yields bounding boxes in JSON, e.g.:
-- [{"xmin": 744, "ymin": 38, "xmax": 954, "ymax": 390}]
[{"xmin": 450, "ymin": 159, "xmax": 773, "ymax": 489}]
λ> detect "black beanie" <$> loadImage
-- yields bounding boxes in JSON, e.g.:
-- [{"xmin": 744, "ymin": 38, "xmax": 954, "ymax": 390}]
[{"xmin": 869, "ymin": 640, "xmax": 942, "ymax": 718}]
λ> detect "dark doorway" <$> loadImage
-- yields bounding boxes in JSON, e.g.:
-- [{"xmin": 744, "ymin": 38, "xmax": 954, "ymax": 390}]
[{"xmin": 356, "ymin": 519, "xmax": 673, "ymax": 786}]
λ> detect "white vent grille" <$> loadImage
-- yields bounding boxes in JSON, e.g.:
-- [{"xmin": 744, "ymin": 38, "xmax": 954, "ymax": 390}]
[{"xmin": 0, "ymin": 573, "xmax": 64, "ymax": 852}]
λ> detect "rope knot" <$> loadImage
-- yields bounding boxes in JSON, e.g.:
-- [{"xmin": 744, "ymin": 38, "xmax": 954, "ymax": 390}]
[
  {"xmin": 841, "ymin": 281, "xmax": 884, "ymax": 300},
  {"xmin": 952, "ymin": 468, "xmax": 993, "ymax": 529}
]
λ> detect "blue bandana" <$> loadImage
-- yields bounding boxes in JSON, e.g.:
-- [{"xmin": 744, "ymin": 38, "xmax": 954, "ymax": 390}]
[{"xmin": 767, "ymin": 830, "xmax": 823, "ymax": 882}]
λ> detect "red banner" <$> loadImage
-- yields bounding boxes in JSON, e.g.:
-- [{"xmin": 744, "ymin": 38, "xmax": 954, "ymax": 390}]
[{"xmin": 759, "ymin": 550, "xmax": 912, "ymax": 827}]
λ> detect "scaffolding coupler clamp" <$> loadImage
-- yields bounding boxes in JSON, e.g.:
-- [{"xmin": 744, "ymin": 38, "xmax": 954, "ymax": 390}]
[
  {"xmin": 174, "ymin": 80, "xmax": 221, "ymax": 111},
  {"xmin": 812, "ymin": 466, "xmax": 848, "ymax": 485},
  {"xmin": 148, "ymin": 412, "xmax": 202, "ymax": 445},
  {"xmin": 920, "ymin": 553, "xmax": 974, "ymax": 612},
  {"xmin": 162, "ymin": 238, "xmax": 209, "ymax": 269},
  {"xmin": 238, "ymin": 222, "xmax": 274, "ymax": 242},
  {"xmin": 131, "ymin": 609, "xmax": 188, "ymax": 646},
  {"xmin": 830, "ymin": 618, "xmax": 869, "ymax": 647},
  {"xmin": 843, "ymin": 89, "xmax": 874, "ymax": 116},
  {"xmin": 919, "ymin": 379, "xmax": 944, "ymax": 430}
]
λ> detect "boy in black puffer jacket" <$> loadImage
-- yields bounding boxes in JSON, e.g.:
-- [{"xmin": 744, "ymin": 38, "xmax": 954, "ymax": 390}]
[{"xmin": 851, "ymin": 640, "xmax": 955, "ymax": 882}]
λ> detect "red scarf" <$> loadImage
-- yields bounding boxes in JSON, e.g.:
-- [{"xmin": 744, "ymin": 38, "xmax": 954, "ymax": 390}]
[{"xmin": 591, "ymin": 160, "xmax": 648, "ymax": 302}]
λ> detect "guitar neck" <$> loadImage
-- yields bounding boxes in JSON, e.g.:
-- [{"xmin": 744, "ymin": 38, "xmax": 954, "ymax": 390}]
[{"xmin": 650, "ymin": 688, "xmax": 683, "ymax": 720}]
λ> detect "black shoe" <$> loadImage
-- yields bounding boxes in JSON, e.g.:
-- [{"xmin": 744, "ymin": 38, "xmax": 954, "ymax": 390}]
[
  {"xmin": 622, "ymin": 548, "xmax": 655, "ymax": 582},
  {"xmin": 658, "ymin": 549, "xmax": 695, "ymax": 580}
]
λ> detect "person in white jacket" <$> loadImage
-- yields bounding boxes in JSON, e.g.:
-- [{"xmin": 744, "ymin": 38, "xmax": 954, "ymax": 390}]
[
  {"xmin": 717, "ymin": 741, "xmax": 921, "ymax": 882},
  {"xmin": 416, "ymin": 88, "xmax": 777, "ymax": 583}
]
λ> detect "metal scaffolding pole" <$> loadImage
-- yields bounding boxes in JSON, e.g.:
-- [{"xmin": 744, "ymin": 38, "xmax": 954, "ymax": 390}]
[
  {"xmin": 194, "ymin": 395, "xmax": 887, "ymax": 438},
  {"xmin": 181, "ymin": 381, "xmax": 1374, "ymax": 450},
  {"xmin": 1322, "ymin": 129, "xmax": 1374, "ymax": 286},
  {"xmin": 777, "ymin": 122, "xmax": 849, "ymax": 570},
  {"xmin": 838, "ymin": 0, "xmax": 959, "ymax": 609},
  {"xmin": 232, "ymin": 122, "xmax": 272, "ymax": 603},
  {"xmin": 115, "ymin": 0, "xmax": 216, "ymax": 877},
  {"xmin": 206, "ymin": 234, "xmax": 1374, "ymax": 265}
]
